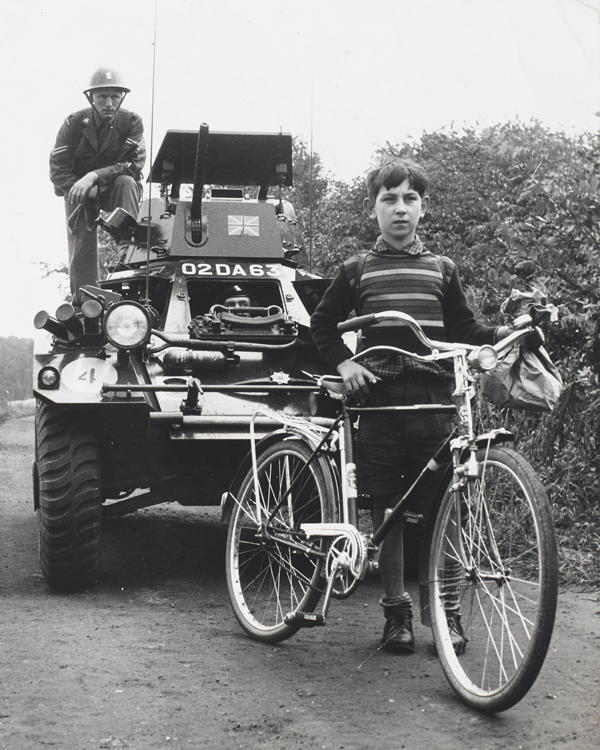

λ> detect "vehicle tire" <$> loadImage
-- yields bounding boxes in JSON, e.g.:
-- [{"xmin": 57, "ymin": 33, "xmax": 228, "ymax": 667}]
[
  {"xmin": 36, "ymin": 400, "xmax": 103, "ymax": 591},
  {"xmin": 429, "ymin": 445, "xmax": 558, "ymax": 713},
  {"xmin": 226, "ymin": 438, "xmax": 337, "ymax": 643}
]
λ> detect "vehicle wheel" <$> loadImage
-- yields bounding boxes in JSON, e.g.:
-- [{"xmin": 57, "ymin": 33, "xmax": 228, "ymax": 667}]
[
  {"xmin": 226, "ymin": 438, "xmax": 337, "ymax": 643},
  {"xmin": 36, "ymin": 400, "xmax": 103, "ymax": 591},
  {"xmin": 429, "ymin": 446, "xmax": 558, "ymax": 713}
]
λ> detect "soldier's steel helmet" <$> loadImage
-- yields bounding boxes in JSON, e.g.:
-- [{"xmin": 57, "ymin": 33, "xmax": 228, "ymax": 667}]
[{"xmin": 84, "ymin": 67, "xmax": 130, "ymax": 95}]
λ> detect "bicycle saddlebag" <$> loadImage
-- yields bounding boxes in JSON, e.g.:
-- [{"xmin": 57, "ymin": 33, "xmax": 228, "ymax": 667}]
[{"xmin": 481, "ymin": 343, "xmax": 563, "ymax": 412}]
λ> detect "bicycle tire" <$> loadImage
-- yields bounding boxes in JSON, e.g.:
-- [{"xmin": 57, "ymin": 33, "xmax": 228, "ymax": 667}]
[
  {"xmin": 226, "ymin": 438, "xmax": 337, "ymax": 643},
  {"xmin": 429, "ymin": 445, "xmax": 558, "ymax": 713}
]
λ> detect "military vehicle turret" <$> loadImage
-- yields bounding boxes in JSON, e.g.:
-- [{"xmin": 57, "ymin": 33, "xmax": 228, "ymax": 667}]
[{"xmin": 33, "ymin": 125, "xmax": 331, "ymax": 591}]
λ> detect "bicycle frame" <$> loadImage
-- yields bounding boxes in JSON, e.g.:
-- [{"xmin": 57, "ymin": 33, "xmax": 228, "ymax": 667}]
[
  {"xmin": 236, "ymin": 313, "xmax": 534, "ymax": 625},
  {"xmin": 225, "ymin": 308, "xmax": 559, "ymax": 712}
]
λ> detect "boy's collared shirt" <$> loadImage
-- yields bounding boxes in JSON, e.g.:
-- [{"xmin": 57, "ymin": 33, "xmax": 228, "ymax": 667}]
[{"xmin": 372, "ymin": 235, "xmax": 425, "ymax": 256}]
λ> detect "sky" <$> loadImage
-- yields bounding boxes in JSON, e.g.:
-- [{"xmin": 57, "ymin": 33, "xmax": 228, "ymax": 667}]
[{"xmin": 1, "ymin": 0, "xmax": 599, "ymax": 337}]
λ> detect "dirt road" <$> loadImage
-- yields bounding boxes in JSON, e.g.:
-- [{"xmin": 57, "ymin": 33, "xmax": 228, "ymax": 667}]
[{"xmin": 1, "ymin": 416, "xmax": 598, "ymax": 750}]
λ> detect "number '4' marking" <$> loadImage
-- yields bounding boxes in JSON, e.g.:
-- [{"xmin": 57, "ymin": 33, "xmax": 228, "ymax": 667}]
[{"xmin": 78, "ymin": 368, "xmax": 96, "ymax": 383}]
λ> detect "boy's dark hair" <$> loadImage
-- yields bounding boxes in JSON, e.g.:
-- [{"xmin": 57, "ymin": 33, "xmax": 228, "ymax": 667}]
[{"xmin": 365, "ymin": 158, "xmax": 429, "ymax": 202}]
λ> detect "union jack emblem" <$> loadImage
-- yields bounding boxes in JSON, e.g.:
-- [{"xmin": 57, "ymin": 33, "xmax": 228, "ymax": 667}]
[{"xmin": 228, "ymin": 215, "xmax": 260, "ymax": 236}]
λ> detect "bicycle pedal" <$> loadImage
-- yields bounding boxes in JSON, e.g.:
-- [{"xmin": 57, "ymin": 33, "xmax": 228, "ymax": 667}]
[
  {"xmin": 401, "ymin": 511, "xmax": 425, "ymax": 525},
  {"xmin": 284, "ymin": 611, "xmax": 325, "ymax": 628}
]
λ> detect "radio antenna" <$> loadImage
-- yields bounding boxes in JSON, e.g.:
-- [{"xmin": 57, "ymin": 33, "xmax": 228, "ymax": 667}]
[
  {"xmin": 144, "ymin": 0, "xmax": 159, "ymax": 305},
  {"xmin": 309, "ymin": 95, "xmax": 314, "ymax": 272},
  {"xmin": 308, "ymin": 56, "xmax": 314, "ymax": 272}
]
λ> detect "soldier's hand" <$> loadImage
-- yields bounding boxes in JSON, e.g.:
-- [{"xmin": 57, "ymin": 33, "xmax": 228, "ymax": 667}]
[
  {"xmin": 68, "ymin": 173, "xmax": 98, "ymax": 205},
  {"xmin": 336, "ymin": 359, "xmax": 379, "ymax": 399}
]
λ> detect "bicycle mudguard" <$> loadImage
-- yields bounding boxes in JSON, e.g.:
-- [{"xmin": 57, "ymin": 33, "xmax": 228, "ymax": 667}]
[
  {"xmin": 220, "ymin": 429, "xmax": 296, "ymax": 526},
  {"xmin": 473, "ymin": 428, "xmax": 514, "ymax": 449},
  {"xmin": 220, "ymin": 426, "xmax": 339, "ymax": 526}
]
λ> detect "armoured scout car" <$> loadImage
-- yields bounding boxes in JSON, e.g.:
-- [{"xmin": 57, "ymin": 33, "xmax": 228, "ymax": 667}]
[{"xmin": 33, "ymin": 125, "xmax": 331, "ymax": 591}]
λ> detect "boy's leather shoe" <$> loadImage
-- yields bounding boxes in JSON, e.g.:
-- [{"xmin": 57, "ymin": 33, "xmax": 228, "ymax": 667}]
[
  {"xmin": 381, "ymin": 612, "xmax": 415, "ymax": 653},
  {"xmin": 380, "ymin": 594, "xmax": 415, "ymax": 654}
]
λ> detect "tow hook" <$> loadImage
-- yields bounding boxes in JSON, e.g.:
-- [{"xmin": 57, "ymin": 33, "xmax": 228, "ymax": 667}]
[{"xmin": 181, "ymin": 377, "xmax": 203, "ymax": 414}]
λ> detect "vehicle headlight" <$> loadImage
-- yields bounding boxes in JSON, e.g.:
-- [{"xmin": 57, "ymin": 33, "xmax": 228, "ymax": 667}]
[
  {"xmin": 103, "ymin": 302, "xmax": 152, "ymax": 349},
  {"xmin": 469, "ymin": 345, "xmax": 498, "ymax": 372},
  {"xmin": 38, "ymin": 366, "xmax": 60, "ymax": 389}
]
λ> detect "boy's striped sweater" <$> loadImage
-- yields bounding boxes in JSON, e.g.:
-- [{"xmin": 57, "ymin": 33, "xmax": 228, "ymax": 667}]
[{"xmin": 310, "ymin": 243, "xmax": 498, "ymax": 380}]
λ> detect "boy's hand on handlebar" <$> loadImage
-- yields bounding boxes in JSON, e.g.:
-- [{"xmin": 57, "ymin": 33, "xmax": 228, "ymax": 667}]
[
  {"xmin": 496, "ymin": 324, "xmax": 514, "ymax": 341},
  {"xmin": 336, "ymin": 360, "xmax": 379, "ymax": 398}
]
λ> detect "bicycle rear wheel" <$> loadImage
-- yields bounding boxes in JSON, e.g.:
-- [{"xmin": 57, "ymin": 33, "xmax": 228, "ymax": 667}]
[
  {"xmin": 429, "ymin": 445, "xmax": 558, "ymax": 713},
  {"xmin": 226, "ymin": 438, "xmax": 337, "ymax": 643}
]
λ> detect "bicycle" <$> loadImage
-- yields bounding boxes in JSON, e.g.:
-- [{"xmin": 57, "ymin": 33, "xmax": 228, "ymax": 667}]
[{"xmin": 222, "ymin": 310, "xmax": 559, "ymax": 713}]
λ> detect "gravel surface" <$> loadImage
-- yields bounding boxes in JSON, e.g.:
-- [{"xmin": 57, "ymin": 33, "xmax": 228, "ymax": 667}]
[{"xmin": 1, "ymin": 416, "xmax": 599, "ymax": 749}]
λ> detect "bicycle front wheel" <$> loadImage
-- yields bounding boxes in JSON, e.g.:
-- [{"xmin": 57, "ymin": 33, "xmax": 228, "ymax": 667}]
[
  {"xmin": 226, "ymin": 438, "xmax": 337, "ymax": 643},
  {"xmin": 429, "ymin": 445, "xmax": 558, "ymax": 713}
]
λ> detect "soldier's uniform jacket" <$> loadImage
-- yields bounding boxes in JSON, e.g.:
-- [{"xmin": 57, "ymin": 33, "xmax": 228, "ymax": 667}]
[{"xmin": 50, "ymin": 107, "xmax": 146, "ymax": 197}]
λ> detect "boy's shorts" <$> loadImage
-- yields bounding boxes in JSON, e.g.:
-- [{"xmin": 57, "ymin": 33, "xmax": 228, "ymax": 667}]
[{"xmin": 355, "ymin": 380, "xmax": 454, "ymax": 514}]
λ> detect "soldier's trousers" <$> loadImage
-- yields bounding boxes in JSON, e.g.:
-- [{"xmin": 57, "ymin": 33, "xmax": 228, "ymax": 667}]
[{"xmin": 64, "ymin": 175, "xmax": 142, "ymax": 304}]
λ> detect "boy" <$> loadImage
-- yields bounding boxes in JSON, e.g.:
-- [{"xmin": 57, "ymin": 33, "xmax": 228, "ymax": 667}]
[{"xmin": 310, "ymin": 158, "xmax": 511, "ymax": 653}]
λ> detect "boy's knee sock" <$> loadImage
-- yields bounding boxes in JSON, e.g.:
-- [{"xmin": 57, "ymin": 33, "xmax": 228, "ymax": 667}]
[{"xmin": 380, "ymin": 592, "xmax": 412, "ymax": 618}]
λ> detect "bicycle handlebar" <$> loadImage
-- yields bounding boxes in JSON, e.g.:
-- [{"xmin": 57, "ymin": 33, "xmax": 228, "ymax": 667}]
[
  {"xmin": 339, "ymin": 311, "xmax": 503, "ymax": 353},
  {"xmin": 336, "ymin": 309, "xmax": 540, "ymax": 374},
  {"xmin": 318, "ymin": 318, "xmax": 540, "ymax": 395},
  {"xmin": 337, "ymin": 314, "xmax": 379, "ymax": 333},
  {"xmin": 338, "ymin": 311, "xmax": 460, "ymax": 352},
  {"xmin": 338, "ymin": 309, "xmax": 537, "ymax": 351}
]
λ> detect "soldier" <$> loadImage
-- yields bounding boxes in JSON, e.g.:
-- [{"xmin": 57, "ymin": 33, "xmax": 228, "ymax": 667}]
[
  {"xmin": 50, "ymin": 67, "xmax": 146, "ymax": 305},
  {"xmin": 221, "ymin": 284, "xmax": 252, "ymax": 309}
]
